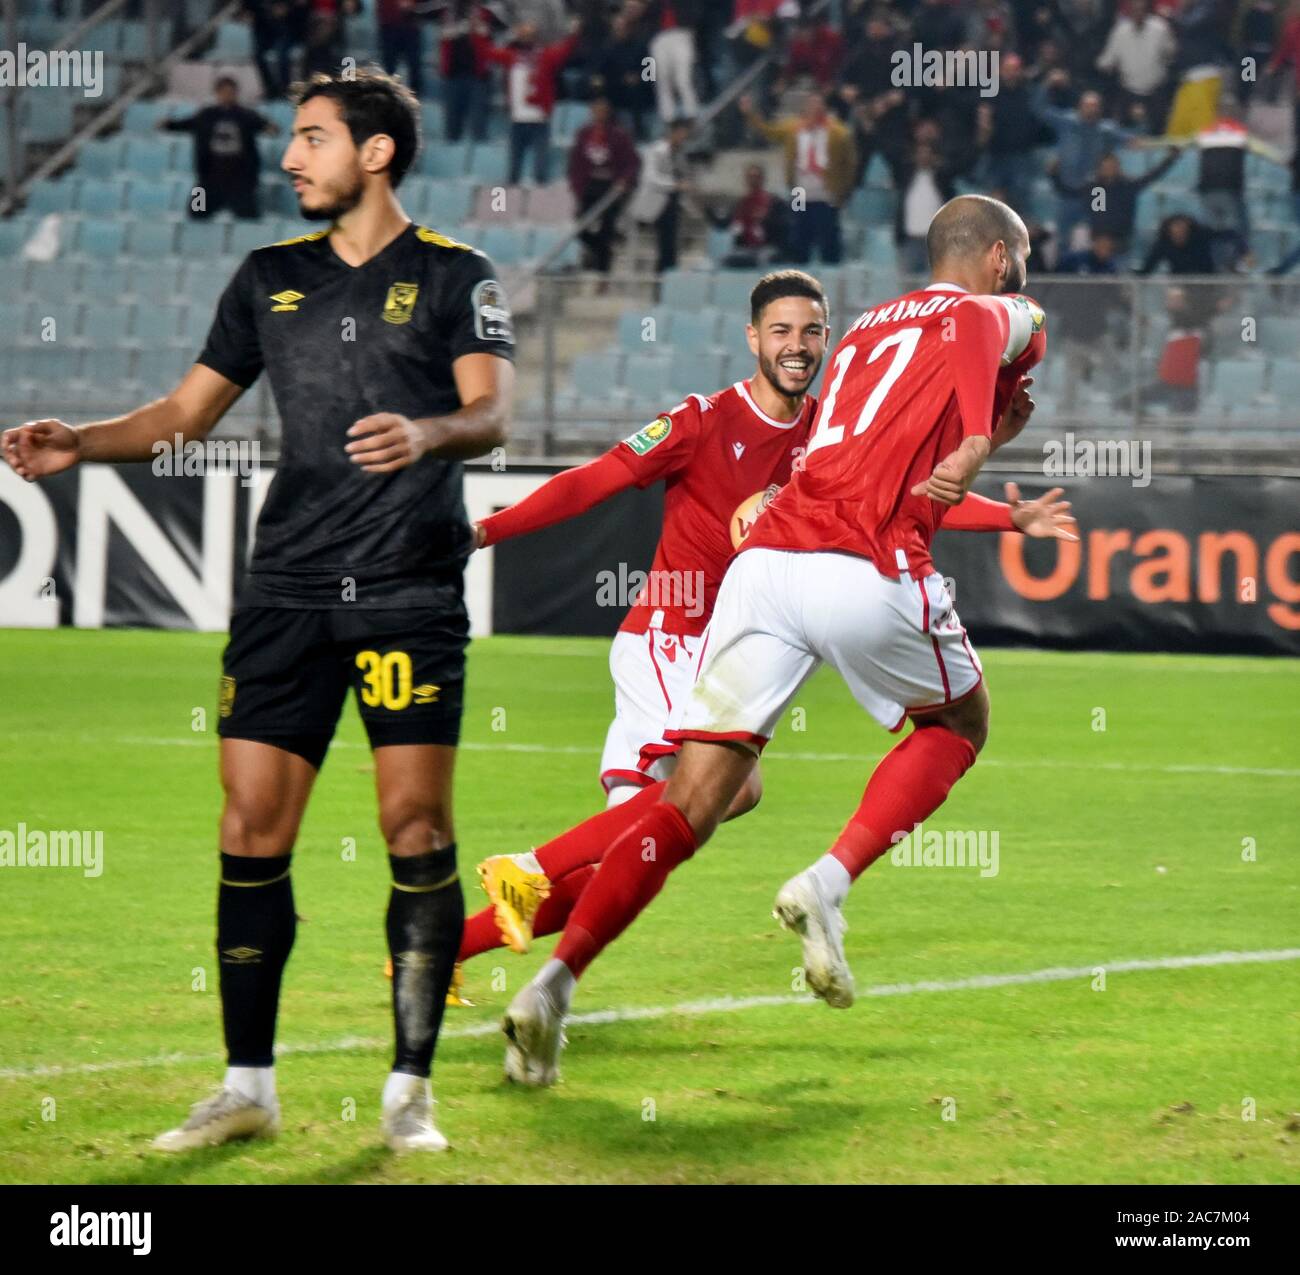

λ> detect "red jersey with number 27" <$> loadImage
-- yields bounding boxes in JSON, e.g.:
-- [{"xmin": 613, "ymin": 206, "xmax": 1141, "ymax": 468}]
[
  {"xmin": 612, "ymin": 379, "xmax": 816, "ymax": 637},
  {"xmin": 746, "ymin": 284, "xmax": 1046, "ymax": 580}
]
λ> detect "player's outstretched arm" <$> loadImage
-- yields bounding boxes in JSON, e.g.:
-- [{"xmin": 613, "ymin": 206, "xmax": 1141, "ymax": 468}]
[
  {"xmin": 2, "ymin": 364, "xmax": 245, "ymax": 482},
  {"xmin": 346, "ymin": 352, "xmax": 515, "ymax": 473},
  {"xmin": 942, "ymin": 483, "xmax": 1078, "ymax": 540},
  {"xmin": 477, "ymin": 450, "xmax": 637, "ymax": 549}
]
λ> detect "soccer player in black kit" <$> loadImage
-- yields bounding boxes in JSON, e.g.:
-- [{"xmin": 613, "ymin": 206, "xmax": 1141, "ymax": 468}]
[{"xmin": 1, "ymin": 70, "xmax": 515, "ymax": 1153}]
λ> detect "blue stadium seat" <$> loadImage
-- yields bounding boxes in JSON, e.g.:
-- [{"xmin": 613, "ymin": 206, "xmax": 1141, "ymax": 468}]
[
  {"xmin": 20, "ymin": 93, "xmax": 75, "ymax": 144},
  {"xmin": 624, "ymin": 353, "xmax": 672, "ymax": 403},
  {"xmin": 424, "ymin": 180, "xmax": 474, "ymax": 225},
  {"xmin": 119, "ymin": 21, "xmax": 151, "ymax": 61},
  {"xmin": 570, "ymin": 351, "xmax": 623, "ymax": 399},
  {"xmin": 228, "ymin": 219, "xmax": 277, "ymax": 255},
  {"xmin": 618, "ymin": 307, "xmax": 672, "ymax": 351},
  {"xmin": 1269, "ymin": 358, "xmax": 1300, "ymax": 400},
  {"xmin": 28, "ymin": 260, "xmax": 81, "ymax": 300},
  {"xmin": 467, "ymin": 143, "xmax": 508, "ymax": 185},
  {"xmin": 1212, "ymin": 358, "xmax": 1266, "ymax": 401},
  {"xmin": 79, "ymin": 348, "xmax": 135, "ymax": 389},
  {"xmin": 22, "ymin": 303, "xmax": 80, "ymax": 347},
  {"xmin": 669, "ymin": 352, "xmax": 725, "ymax": 398},
  {"xmin": 210, "ymin": 22, "xmax": 254, "ymax": 60},
  {"xmin": 123, "ymin": 99, "xmax": 167, "ymax": 132},
  {"xmin": 0, "ymin": 259, "xmax": 30, "ymax": 293},
  {"xmin": 187, "ymin": 263, "xmax": 233, "ymax": 314},
  {"xmin": 134, "ymin": 347, "xmax": 191, "ymax": 390},
  {"xmin": 127, "ymin": 177, "xmax": 186, "ymax": 216},
  {"xmin": 130, "ymin": 259, "xmax": 186, "ymax": 306},
  {"xmin": 661, "ymin": 271, "xmax": 713, "ymax": 312},
  {"xmin": 122, "ymin": 136, "xmax": 176, "ymax": 180},
  {"xmin": 78, "ymin": 138, "xmax": 124, "ymax": 179},
  {"xmin": 80, "ymin": 261, "xmax": 132, "ymax": 304},
  {"xmin": 17, "ymin": 345, "xmax": 81, "ymax": 390},
  {"xmin": 177, "ymin": 219, "xmax": 230, "ymax": 256},
  {"xmin": 479, "ymin": 224, "xmax": 527, "ymax": 265},
  {"xmin": 713, "ymin": 272, "xmax": 755, "ymax": 312},
  {"xmin": 418, "ymin": 143, "xmax": 468, "ymax": 179},
  {"xmin": 125, "ymin": 219, "xmax": 178, "ymax": 257},
  {"xmin": 73, "ymin": 218, "xmax": 127, "ymax": 259},
  {"xmin": 261, "ymin": 100, "xmax": 296, "ymax": 132},
  {"xmin": 77, "ymin": 179, "xmax": 126, "ymax": 216},
  {"xmin": 670, "ymin": 310, "xmax": 722, "ymax": 351},
  {"xmin": 1257, "ymin": 315, "xmax": 1300, "ymax": 357},
  {"xmin": 130, "ymin": 302, "xmax": 191, "ymax": 349},
  {"xmin": 76, "ymin": 303, "xmax": 124, "ymax": 348},
  {"xmin": 0, "ymin": 301, "xmax": 31, "ymax": 336},
  {"xmin": 27, "ymin": 180, "xmax": 81, "ymax": 214}
]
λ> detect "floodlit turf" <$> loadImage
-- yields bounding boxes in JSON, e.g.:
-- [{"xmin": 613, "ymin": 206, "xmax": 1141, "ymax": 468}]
[{"xmin": 0, "ymin": 629, "xmax": 1297, "ymax": 1184}]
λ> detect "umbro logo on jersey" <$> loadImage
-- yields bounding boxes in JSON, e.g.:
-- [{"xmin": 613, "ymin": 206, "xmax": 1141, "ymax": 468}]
[
  {"xmin": 732, "ymin": 442, "xmax": 746, "ymax": 459},
  {"xmin": 269, "ymin": 290, "xmax": 305, "ymax": 312}
]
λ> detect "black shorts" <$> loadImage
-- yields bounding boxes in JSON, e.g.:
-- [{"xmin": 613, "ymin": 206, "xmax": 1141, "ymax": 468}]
[{"xmin": 217, "ymin": 600, "xmax": 469, "ymax": 770}]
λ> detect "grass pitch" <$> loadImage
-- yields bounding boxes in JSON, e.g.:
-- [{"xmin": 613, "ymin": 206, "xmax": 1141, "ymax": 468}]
[{"xmin": 0, "ymin": 629, "xmax": 1297, "ymax": 1184}]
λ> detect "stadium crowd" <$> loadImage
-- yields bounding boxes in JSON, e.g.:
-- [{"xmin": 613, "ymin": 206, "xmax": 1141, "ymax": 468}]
[{"xmin": 30, "ymin": 0, "xmax": 1300, "ymax": 280}]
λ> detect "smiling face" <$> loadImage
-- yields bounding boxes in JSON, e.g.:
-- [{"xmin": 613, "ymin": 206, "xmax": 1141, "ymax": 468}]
[
  {"xmin": 281, "ymin": 94, "xmax": 372, "ymax": 221},
  {"xmin": 747, "ymin": 295, "xmax": 829, "ymax": 400}
]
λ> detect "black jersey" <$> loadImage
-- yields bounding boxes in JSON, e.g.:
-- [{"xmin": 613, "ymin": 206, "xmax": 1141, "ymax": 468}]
[{"xmin": 198, "ymin": 222, "xmax": 515, "ymax": 608}]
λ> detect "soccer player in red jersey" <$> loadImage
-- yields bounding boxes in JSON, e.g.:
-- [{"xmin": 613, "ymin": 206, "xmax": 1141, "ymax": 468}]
[
  {"xmin": 498, "ymin": 195, "xmax": 1055, "ymax": 1085},
  {"xmin": 450, "ymin": 267, "xmax": 1073, "ymax": 998}
]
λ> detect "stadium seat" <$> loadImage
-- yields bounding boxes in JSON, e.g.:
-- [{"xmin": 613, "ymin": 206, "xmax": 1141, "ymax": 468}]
[
  {"xmin": 0, "ymin": 301, "xmax": 31, "ymax": 337},
  {"xmin": 17, "ymin": 346, "xmax": 81, "ymax": 392},
  {"xmin": 187, "ymin": 263, "xmax": 233, "ymax": 314},
  {"xmin": 1268, "ymin": 358, "xmax": 1300, "ymax": 400},
  {"xmin": 134, "ymin": 347, "xmax": 191, "ymax": 390},
  {"xmin": 130, "ymin": 302, "xmax": 191, "ymax": 349},
  {"xmin": 28, "ymin": 259, "xmax": 81, "ymax": 300},
  {"xmin": 723, "ymin": 350, "xmax": 755, "ymax": 384},
  {"xmin": 123, "ymin": 99, "xmax": 168, "ymax": 132},
  {"xmin": 76, "ymin": 303, "xmax": 125, "ymax": 349},
  {"xmin": 27, "ymin": 180, "xmax": 81, "ymax": 215},
  {"xmin": 21, "ymin": 302, "xmax": 80, "ymax": 348},
  {"xmin": 178, "ymin": 219, "xmax": 230, "ymax": 256},
  {"xmin": 1212, "ymin": 358, "xmax": 1266, "ymax": 401},
  {"xmin": 479, "ymin": 224, "xmax": 528, "ymax": 265},
  {"xmin": 624, "ymin": 353, "xmax": 672, "ymax": 404},
  {"xmin": 0, "ymin": 259, "xmax": 30, "ymax": 294},
  {"xmin": 423, "ymin": 180, "xmax": 474, "ymax": 225},
  {"xmin": 661, "ymin": 271, "xmax": 713, "ymax": 312},
  {"xmin": 119, "ymin": 21, "xmax": 151, "ymax": 61},
  {"xmin": 467, "ymin": 143, "xmax": 508, "ymax": 185},
  {"xmin": 570, "ymin": 351, "xmax": 623, "ymax": 399},
  {"xmin": 125, "ymin": 219, "xmax": 179, "ymax": 257},
  {"xmin": 618, "ymin": 307, "xmax": 671, "ymax": 351},
  {"xmin": 417, "ymin": 143, "xmax": 468, "ymax": 179},
  {"xmin": 77, "ymin": 179, "xmax": 127, "ymax": 216},
  {"xmin": 78, "ymin": 138, "xmax": 124, "ymax": 179},
  {"xmin": 669, "ymin": 352, "xmax": 725, "ymax": 398},
  {"xmin": 19, "ymin": 93, "xmax": 75, "ymax": 144},
  {"xmin": 1257, "ymin": 315, "xmax": 1300, "ymax": 358},
  {"xmin": 210, "ymin": 22, "xmax": 254, "ymax": 60},
  {"xmin": 123, "ymin": 136, "xmax": 177, "ymax": 180},
  {"xmin": 80, "ymin": 261, "xmax": 132, "ymax": 304},
  {"xmin": 127, "ymin": 177, "xmax": 186, "ymax": 216},
  {"xmin": 228, "ymin": 219, "xmax": 277, "ymax": 255},
  {"xmin": 670, "ymin": 309, "xmax": 722, "ymax": 351},
  {"xmin": 73, "ymin": 218, "xmax": 127, "ymax": 259},
  {"xmin": 78, "ymin": 348, "xmax": 135, "ymax": 389},
  {"xmin": 713, "ymin": 272, "xmax": 756, "ymax": 312}
]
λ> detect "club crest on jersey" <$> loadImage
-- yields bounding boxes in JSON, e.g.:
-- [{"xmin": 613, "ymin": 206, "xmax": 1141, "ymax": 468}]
[
  {"xmin": 472, "ymin": 278, "xmax": 514, "ymax": 343},
  {"xmin": 269, "ymin": 289, "xmax": 304, "ymax": 312},
  {"xmin": 382, "ymin": 281, "xmax": 419, "ymax": 325},
  {"xmin": 625, "ymin": 416, "xmax": 672, "ymax": 455}
]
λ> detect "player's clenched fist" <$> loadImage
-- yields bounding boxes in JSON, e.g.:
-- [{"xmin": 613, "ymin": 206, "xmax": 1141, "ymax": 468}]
[
  {"xmin": 1, "ymin": 419, "xmax": 81, "ymax": 481},
  {"xmin": 345, "ymin": 412, "xmax": 430, "ymax": 474}
]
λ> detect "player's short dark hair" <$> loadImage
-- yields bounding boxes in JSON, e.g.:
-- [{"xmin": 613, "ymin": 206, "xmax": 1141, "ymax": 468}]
[
  {"xmin": 926, "ymin": 194, "xmax": 1025, "ymax": 269},
  {"xmin": 750, "ymin": 270, "xmax": 829, "ymax": 326},
  {"xmin": 291, "ymin": 66, "xmax": 421, "ymax": 187}
]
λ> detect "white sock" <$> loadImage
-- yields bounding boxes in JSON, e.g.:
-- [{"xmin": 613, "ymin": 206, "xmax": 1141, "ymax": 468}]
[
  {"xmin": 224, "ymin": 1065, "xmax": 276, "ymax": 1108},
  {"xmin": 535, "ymin": 957, "xmax": 576, "ymax": 1014},
  {"xmin": 382, "ymin": 1071, "xmax": 430, "ymax": 1110},
  {"xmin": 513, "ymin": 850, "xmax": 543, "ymax": 875},
  {"xmin": 809, "ymin": 855, "xmax": 852, "ymax": 909}
]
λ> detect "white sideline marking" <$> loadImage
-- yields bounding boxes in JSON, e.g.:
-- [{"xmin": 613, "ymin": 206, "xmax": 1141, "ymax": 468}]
[
  {"xmin": 107, "ymin": 735, "xmax": 1300, "ymax": 779},
  {"xmin": 4, "ymin": 948, "xmax": 1297, "ymax": 1083}
]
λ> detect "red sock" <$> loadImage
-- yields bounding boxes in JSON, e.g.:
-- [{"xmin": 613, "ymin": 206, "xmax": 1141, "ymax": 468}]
[
  {"xmin": 534, "ymin": 781, "xmax": 664, "ymax": 879},
  {"xmin": 459, "ymin": 905, "xmax": 504, "ymax": 961},
  {"xmin": 554, "ymin": 801, "xmax": 696, "ymax": 978},
  {"xmin": 458, "ymin": 865, "xmax": 597, "ymax": 963},
  {"xmin": 830, "ymin": 725, "xmax": 977, "ymax": 879}
]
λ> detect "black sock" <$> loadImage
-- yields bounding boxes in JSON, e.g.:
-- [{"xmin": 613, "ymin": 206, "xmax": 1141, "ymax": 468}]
[
  {"xmin": 387, "ymin": 845, "xmax": 464, "ymax": 1079},
  {"xmin": 217, "ymin": 853, "xmax": 296, "ymax": 1069}
]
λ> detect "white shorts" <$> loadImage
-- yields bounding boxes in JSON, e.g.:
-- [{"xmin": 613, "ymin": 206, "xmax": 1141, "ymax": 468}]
[
  {"xmin": 599, "ymin": 629, "xmax": 705, "ymax": 792},
  {"xmin": 671, "ymin": 548, "xmax": 982, "ymax": 750}
]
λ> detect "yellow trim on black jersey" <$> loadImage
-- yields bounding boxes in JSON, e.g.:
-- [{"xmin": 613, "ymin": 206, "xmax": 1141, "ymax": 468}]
[
  {"xmin": 271, "ymin": 228, "xmax": 330, "ymax": 247},
  {"xmin": 414, "ymin": 225, "xmax": 472, "ymax": 251}
]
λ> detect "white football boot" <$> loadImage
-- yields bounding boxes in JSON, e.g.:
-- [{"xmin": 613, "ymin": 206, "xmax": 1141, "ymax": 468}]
[
  {"xmin": 502, "ymin": 981, "xmax": 567, "ymax": 1087},
  {"xmin": 381, "ymin": 1075, "xmax": 449, "ymax": 1153},
  {"xmin": 151, "ymin": 1086, "xmax": 280, "ymax": 1152},
  {"xmin": 773, "ymin": 869, "xmax": 855, "ymax": 1008}
]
